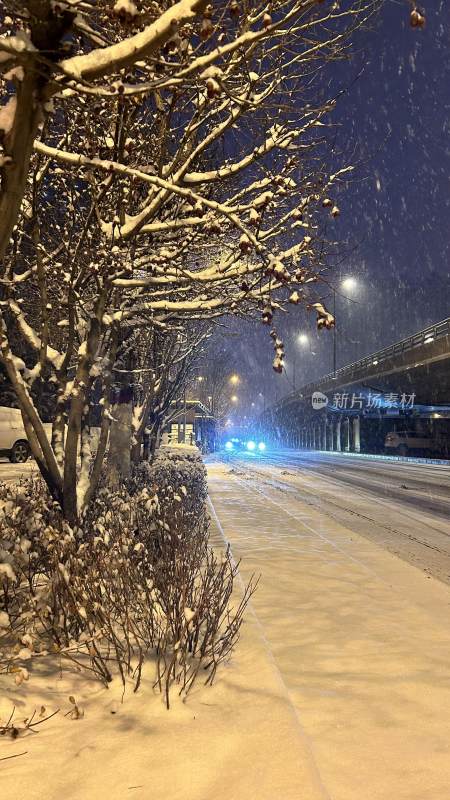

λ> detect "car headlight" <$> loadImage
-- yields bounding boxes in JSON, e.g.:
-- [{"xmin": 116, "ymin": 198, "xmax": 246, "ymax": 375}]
[
  {"xmin": 225, "ymin": 441, "xmax": 233, "ymax": 451},
  {"xmin": 246, "ymin": 440, "xmax": 256, "ymax": 451},
  {"xmin": 258, "ymin": 442, "xmax": 266, "ymax": 451}
]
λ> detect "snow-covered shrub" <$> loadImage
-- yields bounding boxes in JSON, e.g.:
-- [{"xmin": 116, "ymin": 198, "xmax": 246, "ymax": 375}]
[
  {"xmin": 126, "ymin": 447, "xmax": 258, "ymax": 707},
  {"xmin": 0, "ymin": 477, "xmax": 71, "ymax": 645},
  {"xmin": 128, "ymin": 446, "xmax": 207, "ymax": 521},
  {"xmin": 0, "ymin": 464, "xmax": 257, "ymax": 706},
  {"xmin": 0, "ymin": 478, "xmax": 140, "ymax": 685}
]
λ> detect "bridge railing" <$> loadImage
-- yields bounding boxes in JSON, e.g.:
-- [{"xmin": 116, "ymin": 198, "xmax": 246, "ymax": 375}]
[{"xmin": 273, "ymin": 316, "xmax": 450, "ymax": 411}]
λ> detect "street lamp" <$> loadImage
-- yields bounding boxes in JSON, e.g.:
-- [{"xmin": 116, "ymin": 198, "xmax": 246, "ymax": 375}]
[
  {"xmin": 332, "ymin": 277, "xmax": 358, "ymax": 377},
  {"xmin": 287, "ymin": 333, "xmax": 311, "ymax": 391},
  {"xmin": 341, "ymin": 277, "xmax": 357, "ymax": 292},
  {"xmin": 231, "ymin": 394, "xmax": 238, "ymax": 403},
  {"xmin": 229, "ymin": 374, "xmax": 240, "ymax": 386}
]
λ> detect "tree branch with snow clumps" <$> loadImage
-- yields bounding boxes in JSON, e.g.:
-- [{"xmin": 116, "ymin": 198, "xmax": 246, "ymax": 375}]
[{"xmin": 0, "ymin": 0, "xmax": 382, "ymax": 520}]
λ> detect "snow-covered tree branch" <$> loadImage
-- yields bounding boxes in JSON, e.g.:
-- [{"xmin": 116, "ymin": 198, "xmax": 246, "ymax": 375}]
[{"xmin": 0, "ymin": 0, "xmax": 383, "ymax": 520}]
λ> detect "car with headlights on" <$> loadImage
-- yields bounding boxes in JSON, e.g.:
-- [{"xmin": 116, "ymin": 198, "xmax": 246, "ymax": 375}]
[{"xmin": 223, "ymin": 437, "xmax": 266, "ymax": 454}]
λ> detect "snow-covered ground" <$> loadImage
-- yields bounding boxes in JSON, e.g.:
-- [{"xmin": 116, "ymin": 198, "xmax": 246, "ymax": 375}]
[
  {"xmin": 0, "ymin": 470, "xmax": 324, "ymax": 800},
  {"xmin": 207, "ymin": 458, "xmax": 450, "ymax": 800},
  {"xmin": 0, "ymin": 459, "xmax": 37, "ymax": 482},
  {"xmin": 3, "ymin": 454, "xmax": 450, "ymax": 799}
]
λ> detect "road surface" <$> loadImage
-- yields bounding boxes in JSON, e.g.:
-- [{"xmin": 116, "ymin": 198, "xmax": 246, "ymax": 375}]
[{"xmin": 219, "ymin": 448, "xmax": 450, "ymax": 585}]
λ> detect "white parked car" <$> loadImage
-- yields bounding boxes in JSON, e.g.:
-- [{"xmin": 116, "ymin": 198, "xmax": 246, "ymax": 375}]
[
  {"xmin": 384, "ymin": 430, "xmax": 440, "ymax": 457},
  {"xmin": 0, "ymin": 406, "xmax": 51, "ymax": 463}
]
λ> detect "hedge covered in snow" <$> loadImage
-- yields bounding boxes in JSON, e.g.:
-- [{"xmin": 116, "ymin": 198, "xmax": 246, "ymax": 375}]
[
  {"xmin": 127, "ymin": 445, "xmax": 207, "ymax": 521},
  {"xmin": 0, "ymin": 448, "xmax": 255, "ymax": 708}
]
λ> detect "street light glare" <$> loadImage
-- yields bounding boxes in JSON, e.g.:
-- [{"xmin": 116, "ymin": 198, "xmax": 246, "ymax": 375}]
[
  {"xmin": 298, "ymin": 333, "xmax": 309, "ymax": 345},
  {"xmin": 231, "ymin": 395, "xmax": 238, "ymax": 403},
  {"xmin": 229, "ymin": 374, "xmax": 240, "ymax": 385},
  {"xmin": 341, "ymin": 277, "xmax": 357, "ymax": 292}
]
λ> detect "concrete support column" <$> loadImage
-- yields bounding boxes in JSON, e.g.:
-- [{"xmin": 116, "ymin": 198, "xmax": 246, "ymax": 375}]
[
  {"xmin": 353, "ymin": 416, "xmax": 361, "ymax": 453},
  {"xmin": 336, "ymin": 417, "xmax": 342, "ymax": 452},
  {"xmin": 343, "ymin": 418, "xmax": 350, "ymax": 452},
  {"xmin": 328, "ymin": 420, "xmax": 334, "ymax": 451},
  {"xmin": 323, "ymin": 417, "xmax": 328, "ymax": 450}
]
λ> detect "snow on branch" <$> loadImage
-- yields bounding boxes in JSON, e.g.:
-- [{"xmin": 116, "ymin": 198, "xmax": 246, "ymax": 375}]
[
  {"xmin": 33, "ymin": 141, "xmax": 262, "ymax": 251},
  {"xmin": 59, "ymin": 0, "xmax": 207, "ymax": 81},
  {"xmin": 8, "ymin": 301, "xmax": 64, "ymax": 370}
]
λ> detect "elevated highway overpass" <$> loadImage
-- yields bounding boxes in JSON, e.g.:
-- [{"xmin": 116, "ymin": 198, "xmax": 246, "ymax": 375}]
[{"xmin": 262, "ymin": 317, "xmax": 450, "ymax": 456}]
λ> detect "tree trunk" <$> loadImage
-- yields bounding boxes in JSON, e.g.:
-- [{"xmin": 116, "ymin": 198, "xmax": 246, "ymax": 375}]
[
  {"xmin": 147, "ymin": 418, "xmax": 163, "ymax": 461},
  {"xmin": 131, "ymin": 438, "xmax": 142, "ymax": 464},
  {"xmin": 0, "ymin": 72, "xmax": 44, "ymax": 261},
  {"xmin": 107, "ymin": 400, "xmax": 133, "ymax": 486},
  {"xmin": 0, "ymin": 5, "xmax": 77, "ymax": 261},
  {"xmin": 143, "ymin": 432, "xmax": 150, "ymax": 461}
]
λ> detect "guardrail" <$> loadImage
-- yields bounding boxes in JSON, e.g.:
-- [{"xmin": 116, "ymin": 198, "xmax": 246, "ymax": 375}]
[{"xmin": 270, "ymin": 316, "xmax": 450, "ymax": 412}]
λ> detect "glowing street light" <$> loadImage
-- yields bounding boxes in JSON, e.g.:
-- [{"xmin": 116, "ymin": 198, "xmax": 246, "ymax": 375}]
[
  {"xmin": 229, "ymin": 374, "xmax": 240, "ymax": 386},
  {"xmin": 288, "ymin": 333, "xmax": 311, "ymax": 392},
  {"xmin": 332, "ymin": 276, "xmax": 359, "ymax": 377},
  {"xmin": 231, "ymin": 395, "xmax": 238, "ymax": 403},
  {"xmin": 341, "ymin": 276, "xmax": 357, "ymax": 292}
]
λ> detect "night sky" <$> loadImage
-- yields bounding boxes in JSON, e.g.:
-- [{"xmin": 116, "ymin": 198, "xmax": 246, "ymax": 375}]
[{"xmin": 211, "ymin": 0, "xmax": 450, "ymax": 413}]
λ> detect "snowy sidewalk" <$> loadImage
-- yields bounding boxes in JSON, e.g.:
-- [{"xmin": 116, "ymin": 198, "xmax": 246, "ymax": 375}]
[
  {"xmin": 207, "ymin": 459, "xmax": 450, "ymax": 800},
  {"xmin": 1, "ymin": 468, "xmax": 325, "ymax": 800}
]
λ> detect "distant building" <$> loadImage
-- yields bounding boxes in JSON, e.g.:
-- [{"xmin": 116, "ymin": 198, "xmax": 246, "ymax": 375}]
[{"xmin": 163, "ymin": 399, "xmax": 217, "ymax": 451}]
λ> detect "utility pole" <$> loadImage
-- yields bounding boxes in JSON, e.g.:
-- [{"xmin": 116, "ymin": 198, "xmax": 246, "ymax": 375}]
[
  {"xmin": 333, "ymin": 287, "xmax": 337, "ymax": 378},
  {"xmin": 183, "ymin": 387, "xmax": 187, "ymax": 443}
]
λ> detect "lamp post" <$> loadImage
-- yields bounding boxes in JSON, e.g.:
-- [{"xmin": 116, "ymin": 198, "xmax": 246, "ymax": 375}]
[
  {"xmin": 286, "ymin": 333, "xmax": 310, "ymax": 391},
  {"xmin": 295, "ymin": 333, "xmax": 309, "ymax": 390},
  {"xmin": 333, "ymin": 277, "xmax": 358, "ymax": 378}
]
